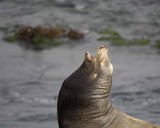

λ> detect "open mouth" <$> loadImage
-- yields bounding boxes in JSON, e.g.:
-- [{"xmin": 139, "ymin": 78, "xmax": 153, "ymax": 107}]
[{"xmin": 85, "ymin": 45, "xmax": 108, "ymax": 62}]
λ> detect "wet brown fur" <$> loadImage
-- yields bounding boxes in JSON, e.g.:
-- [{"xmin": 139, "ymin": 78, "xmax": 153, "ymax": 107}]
[{"xmin": 57, "ymin": 45, "xmax": 160, "ymax": 128}]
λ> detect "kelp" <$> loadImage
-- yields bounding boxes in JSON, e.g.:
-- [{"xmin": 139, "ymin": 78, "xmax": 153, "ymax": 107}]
[{"xmin": 4, "ymin": 26, "xmax": 85, "ymax": 50}]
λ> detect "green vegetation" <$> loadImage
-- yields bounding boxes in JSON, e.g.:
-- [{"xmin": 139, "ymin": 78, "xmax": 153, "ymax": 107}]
[
  {"xmin": 32, "ymin": 35, "xmax": 64, "ymax": 50},
  {"xmin": 97, "ymin": 28, "xmax": 151, "ymax": 46},
  {"xmin": 98, "ymin": 29, "xmax": 120, "ymax": 37},
  {"xmin": 155, "ymin": 40, "xmax": 160, "ymax": 49},
  {"xmin": 133, "ymin": 38, "xmax": 150, "ymax": 45},
  {"xmin": 109, "ymin": 37, "xmax": 129, "ymax": 46},
  {"xmin": 3, "ymin": 26, "xmax": 84, "ymax": 50},
  {"xmin": 98, "ymin": 29, "xmax": 129, "ymax": 46},
  {"xmin": 3, "ymin": 35, "xmax": 17, "ymax": 43},
  {"xmin": 98, "ymin": 36, "xmax": 129, "ymax": 46}
]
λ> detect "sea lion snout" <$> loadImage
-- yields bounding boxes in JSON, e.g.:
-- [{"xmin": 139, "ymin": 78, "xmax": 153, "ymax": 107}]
[
  {"xmin": 96, "ymin": 45, "xmax": 113, "ymax": 76},
  {"xmin": 99, "ymin": 45, "xmax": 108, "ymax": 49},
  {"xmin": 84, "ymin": 45, "xmax": 112, "ymax": 75},
  {"xmin": 96, "ymin": 45, "xmax": 108, "ymax": 61}
]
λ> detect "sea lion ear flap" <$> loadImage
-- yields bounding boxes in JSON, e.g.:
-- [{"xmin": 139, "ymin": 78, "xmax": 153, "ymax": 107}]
[{"xmin": 85, "ymin": 52, "xmax": 93, "ymax": 62}]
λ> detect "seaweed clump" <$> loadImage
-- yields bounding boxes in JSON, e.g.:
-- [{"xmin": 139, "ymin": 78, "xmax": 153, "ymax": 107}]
[
  {"xmin": 67, "ymin": 30, "xmax": 85, "ymax": 39},
  {"xmin": 133, "ymin": 38, "xmax": 150, "ymax": 46},
  {"xmin": 97, "ymin": 29, "xmax": 151, "ymax": 46},
  {"xmin": 4, "ymin": 26, "xmax": 85, "ymax": 50},
  {"xmin": 98, "ymin": 29, "xmax": 129, "ymax": 46}
]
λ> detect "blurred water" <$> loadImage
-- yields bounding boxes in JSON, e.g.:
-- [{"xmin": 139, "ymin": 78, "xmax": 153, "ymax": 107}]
[
  {"xmin": 0, "ymin": 0, "xmax": 160, "ymax": 128},
  {"xmin": 0, "ymin": 0, "xmax": 160, "ymax": 38}
]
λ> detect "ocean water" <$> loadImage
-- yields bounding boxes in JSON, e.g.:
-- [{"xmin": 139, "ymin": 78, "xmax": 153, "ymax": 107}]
[{"xmin": 0, "ymin": 0, "xmax": 160, "ymax": 128}]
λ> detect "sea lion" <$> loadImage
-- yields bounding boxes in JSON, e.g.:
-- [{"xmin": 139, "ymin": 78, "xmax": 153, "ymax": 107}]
[{"xmin": 57, "ymin": 45, "xmax": 160, "ymax": 128}]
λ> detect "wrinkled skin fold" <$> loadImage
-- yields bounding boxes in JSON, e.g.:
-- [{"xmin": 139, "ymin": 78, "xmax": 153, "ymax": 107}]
[{"xmin": 57, "ymin": 45, "xmax": 160, "ymax": 128}]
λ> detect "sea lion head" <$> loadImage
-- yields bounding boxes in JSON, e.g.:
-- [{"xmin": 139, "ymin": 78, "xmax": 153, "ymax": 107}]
[
  {"xmin": 84, "ymin": 45, "xmax": 113, "ymax": 78},
  {"xmin": 75, "ymin": 45, "xmax": 113, "ymax": 95},
  {"xmin": 61, "ymin": 45, "xmax": 113, "ymax": 98}
]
